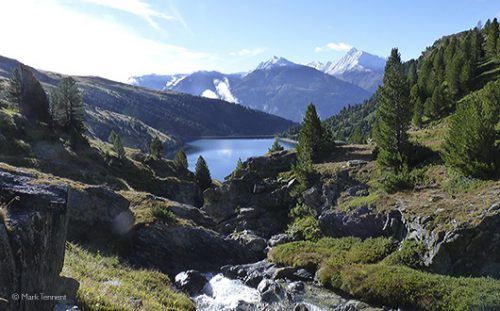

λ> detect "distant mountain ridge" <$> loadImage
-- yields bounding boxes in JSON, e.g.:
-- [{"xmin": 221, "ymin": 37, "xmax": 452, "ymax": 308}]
[
  {"xmin": 129, "ymin": 50, "xmax": 380, "ymax": 122},
  {"xmin": 0, "ymin": 55, "xmax": 294, "ymax": 151}
]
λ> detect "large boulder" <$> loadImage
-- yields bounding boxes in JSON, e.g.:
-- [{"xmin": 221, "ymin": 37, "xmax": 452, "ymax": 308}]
[
  {"xmin": 67, "ymin": 185, "xmax": 133, "ymax": 241},
  {"xmin": 319, "ymin": 204, "xmax": 404, "ymax": 239},
  {"xmin": 174, "ymin": 270, "xmax": 208, "ymax": 296},
  {"xmin": 16, "ymin": 63, "xmax": 51, "ymax": 123},
  {"xmin": 0, "ymin": 168, "xmax": 70, "ymax": 311},
  {"xmin": 128, "ymin": 224, "xmax": 256, "ymax": 276}
]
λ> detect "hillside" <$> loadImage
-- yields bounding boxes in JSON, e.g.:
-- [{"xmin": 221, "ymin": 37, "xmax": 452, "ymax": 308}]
[{"xmin": 0, "ymin": 55, "xmax": 294, "ymax": 150}]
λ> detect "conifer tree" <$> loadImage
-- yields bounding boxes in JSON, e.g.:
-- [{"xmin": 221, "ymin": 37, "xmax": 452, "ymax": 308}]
[
  {"xmin": 410, "ymin": 84, "xmax": 423, "ymax": 128},
  {"xmin": 150, "ymin": 136, "xmax": 163, "ymax": 159},
  {"xmin": 174, "ymin": 150, "xmax": 188, "ymax": 169},
  {"xmin": 374, "ymin": 48, "xmax": 411, "ymax": 172},
  {"xmin": 195, "ymin": 156, "xmax": 212, "ymax": 191},
  {"xmin": 109, "ymin": 131, "xmax": 125, "ymax": 159},
  {"xmin": 406, "ymin": 60, "xmax": 417, "ymax": 86},
  {"xmin": 268, "ymin": 138, "xmax": 284, "ymax": 153},
  {"xmin": 296, "ymin": 103, "xmax": 327, "ymax": 162},
  {"xmin": 444, "ymin": 80, "xmax": 499, "ymax": 177},
  {"xmin": 485, "ymin": 18, "xmax": 499, "ymax": 58},
  {"xmin": 51, "ymin": 77, "xmax": 85, "ymax": 132}
]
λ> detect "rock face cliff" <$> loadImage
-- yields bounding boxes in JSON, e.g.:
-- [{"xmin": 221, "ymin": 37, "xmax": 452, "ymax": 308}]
[{"xmin": 0, "ymin": 168, "xmax": 70, "ymax": 311}]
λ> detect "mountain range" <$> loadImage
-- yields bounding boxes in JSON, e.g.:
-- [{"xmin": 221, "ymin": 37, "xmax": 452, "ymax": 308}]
[
  {"xmin": 128, "ymin": 48, "xmax": 386, "ymax": 122},
  {"xmin": 0, "ymin": 55, "xmax": 294, "ymax": 150}
]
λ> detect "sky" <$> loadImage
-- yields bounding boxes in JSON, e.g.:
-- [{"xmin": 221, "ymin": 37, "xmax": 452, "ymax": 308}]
[{"xmin": 0, "ymin": 0, "xmax": 498, "ymax": 82}]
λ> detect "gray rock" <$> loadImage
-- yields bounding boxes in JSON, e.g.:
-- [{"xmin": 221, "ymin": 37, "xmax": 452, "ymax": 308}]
[
  {"xmin": 257, "ymin": 279, "xmax": 287, "ymax": 303},
  {"xmin": 287, "ymin": 281, "xmax": 305, "ymax": 293},
  {"xmin": 268, "ymin": 233, "xmax": 290, "ymax": 247},
  {"xmin": 67, "ymin": 185, "xmax": 133, "ymax": 241},
  {"xmin": 0, "ymin": 168, "xmax": 69, "ymax": 311},
  {"xmin": 129, "ymin": 224, "xmax": 255, "ymax": 276},
  {"xmin": 174, "ymin": 270, "xmax": 207, "ymax": 296},
  {"xmin": 294, "ymin": 303, "xmax": 310, "ymax": 311},
  {"xmin": 346, "ymin": 160, "xmax": 368, "ymax": 167},
  {"xmin": 229, "ymin": 230, "xmax": 268, "ymax": 259}
]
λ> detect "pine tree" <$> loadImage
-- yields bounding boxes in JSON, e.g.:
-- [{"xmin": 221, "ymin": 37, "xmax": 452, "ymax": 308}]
[
  {"xmin": 444, "ymin": 80, "xmax": 499, "ymax": 177},
  {"xmin": 150, "ymin": 136, "xmax": 163, "ymax": 159},
  {"xmin": 349, "ymin": 127, "xmax": 365, "ymax": 144},
  {"xmin": 195, "ymin": 156, "xmax": 212, "ymax": 191},
  {"xmin": 410, "ymin": 84, "xmax": 423, "ymax": 128},
  {"xmin": 374, "ymin": 48, "xmax": 411, "ymax": 172},
  {"xmin": 406, "ymin": 60, "xmax": 418, "ymax": 86},
  {"xmin": 268, "ymin": 138, "xmax": 284, "ymax": 153},
  {"xmin": 174, "ymin": 150, "xmax": 188, "ymax": 169},
  {"xmin": 485, "ymin": 18, "xmax": 499, "ymax": 58},
  {"xmin": 51, "ymin": 77, "xmax": 85, "ymax": 132},
  {"xmin": 109, "ymin": 131, "xmax": 125, "ymax": 159},
  {"xmin": 296, "ymin": 103, "xmax": 327, "ymax": 162}
]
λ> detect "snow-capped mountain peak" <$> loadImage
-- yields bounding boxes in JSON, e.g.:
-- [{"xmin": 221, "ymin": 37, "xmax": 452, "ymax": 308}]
[
  {"xmin": 325, "ymin": 48, "xmax": 386, "ymax": 75},
  {"xmin": 254, "ymin": 56, "xmax": 296, "ymax": 71}
]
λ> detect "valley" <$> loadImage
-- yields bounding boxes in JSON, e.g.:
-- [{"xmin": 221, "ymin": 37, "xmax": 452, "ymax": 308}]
[{"xmin": 0, "ymin": 4, "xmax": 499, "ymax": 311}]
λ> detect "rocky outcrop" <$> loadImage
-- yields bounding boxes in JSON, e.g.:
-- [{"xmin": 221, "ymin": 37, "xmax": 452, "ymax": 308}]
[
  {"xmin": 203, "ymin": 151, "xmax": 297, "ymax": 238},
  {"xmin": 0, "ymin": 168, "xmax": 70, "ymax": 311},
  {"xmin": 402, "ymin": 201, "xmax": 500, "ymax": 278},
  {"xmin": 319, "ymin": 205, "xmax": 404, "ymax": 239},
  {"xmin": 129, "ymin": 224, "xmax": 256, "ymax": 276},
  {"xmin": 67, "ymin": 185, "xmax": 133, "ymax": 241},
  {"xmin": 16, "ymin": 63, "xmax": 51, "ymax": 124}
]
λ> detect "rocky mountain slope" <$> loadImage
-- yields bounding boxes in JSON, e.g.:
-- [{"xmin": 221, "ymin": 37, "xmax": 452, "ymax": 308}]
[
  {"xmin": 129, "ymin": 55, "xmax": 373, "ymax": 122},
  {"xmin": 308, "ymin": 48, "xmax": 386, "ymax": 92},
  {"xmin": 0, "ymin": 55, "xmax": 294, "ymax": 150}
]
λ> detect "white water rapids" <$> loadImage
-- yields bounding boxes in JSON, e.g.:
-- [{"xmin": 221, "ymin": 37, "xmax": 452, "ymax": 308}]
[{"xmin": 194, "ymin": 274, "xmax": 328, "ymax": 311}]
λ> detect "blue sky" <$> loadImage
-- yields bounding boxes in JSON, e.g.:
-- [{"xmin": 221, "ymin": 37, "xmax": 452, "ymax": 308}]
[{"xmin": 0, "ymin": 0, "xmax": 498, "ymax": 81}]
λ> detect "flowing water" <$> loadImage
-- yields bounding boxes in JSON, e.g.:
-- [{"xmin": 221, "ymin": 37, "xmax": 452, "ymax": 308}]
[{"xmin": 194, "ymin": 274, "xmax": 334, "ymax": 311}]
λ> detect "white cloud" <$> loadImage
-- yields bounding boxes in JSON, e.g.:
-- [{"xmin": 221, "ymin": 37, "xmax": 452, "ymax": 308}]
[
  {"xmin": 315, "ymin": 42, "xmax": 352, "ymax": 53},
  {"xmin": 229, "ymin": 48, "xmax": 267, "ymax": 57},
  {"xmin": 80, "ymin": 0, "xmax": 175, "ymax": 30},
  {"xmin": 0, "ymin": 0, "xmax": 219, "ymax": 82}
]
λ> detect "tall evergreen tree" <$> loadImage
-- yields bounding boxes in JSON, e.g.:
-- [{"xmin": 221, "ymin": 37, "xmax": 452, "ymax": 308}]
[
  {"xmin": 444, "ymin": 80, "xmax": 499, "ymax": 177},
  {"xmin": 374, "ymin": 48, "xmax": 411, "ymax": 172},
  {"xmin": 195, "ymin": 156, "xmax": 212, "ymax": 191},
  {"xmin": 174, "ymin": 150, "xmax": 188, "ymax": 169},
  {"xmin": 51, "ymin": 77, "xmax": 85, "ymax": 132},
  {"xmin": 296, "ymin": 103, "xmax": 327, "ymax": 162},
  {"xmin": 406, "ymin": 60, "xmax": 418, "ymax": 86},
  {"xmin": 410, "ymin": 84, "xmax": 423, "ymax": 128},
  {"xmin": 150, "ymin": 136, "xmax": 163, "ymax": 159},
  {"xmin": 485, "ymin": 18, "xmax": 499, "ymax": 58}
]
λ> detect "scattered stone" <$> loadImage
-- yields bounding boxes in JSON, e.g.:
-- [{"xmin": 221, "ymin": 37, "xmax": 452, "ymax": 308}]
[
  {"xmin": 129, "ymin": 297, "xmax": 142, "ymax": 309},
  {"xmin": 268, "ymin": 233, "xmax": 290, "ymax": 247},
  {"xmin": 287, "ymin": 281, "xmax": 305, "ymax": 293},
  {"xmin": 174, "ymin": 270, "xmax": 207, "ymax": 296},
  {"xmin": 294, "ymin": 302, "xmax": 310, "ymax": 311},
  {"xmin": 346, "ymin": 160, "xmax": 367, "ymax": 167}
]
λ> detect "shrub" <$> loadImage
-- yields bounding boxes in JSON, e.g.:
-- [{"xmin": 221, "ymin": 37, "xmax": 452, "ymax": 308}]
[
  {"xmin": 383, "ymin": 240, "xmax": 426, "ymax": 269},
  {"xmin": 150, "ymin": 204, "xmax": 176, "ymax": 223},
  {"xmin": 269, "ymin": 237, "xmax": 500, "ymax": 310}
]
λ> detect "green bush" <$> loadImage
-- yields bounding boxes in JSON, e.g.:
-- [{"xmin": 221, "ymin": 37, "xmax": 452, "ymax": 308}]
[
  {"xmin": 382, "ymin": 240, "xmax": 426, "ymax": 269},
  {"xmin": 150, "ymin": 204, "xmax": 177, "ymax": 223},
  {"xmin": 286, "ymin": 216, "xmax": 321, "ymax": 241}
]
